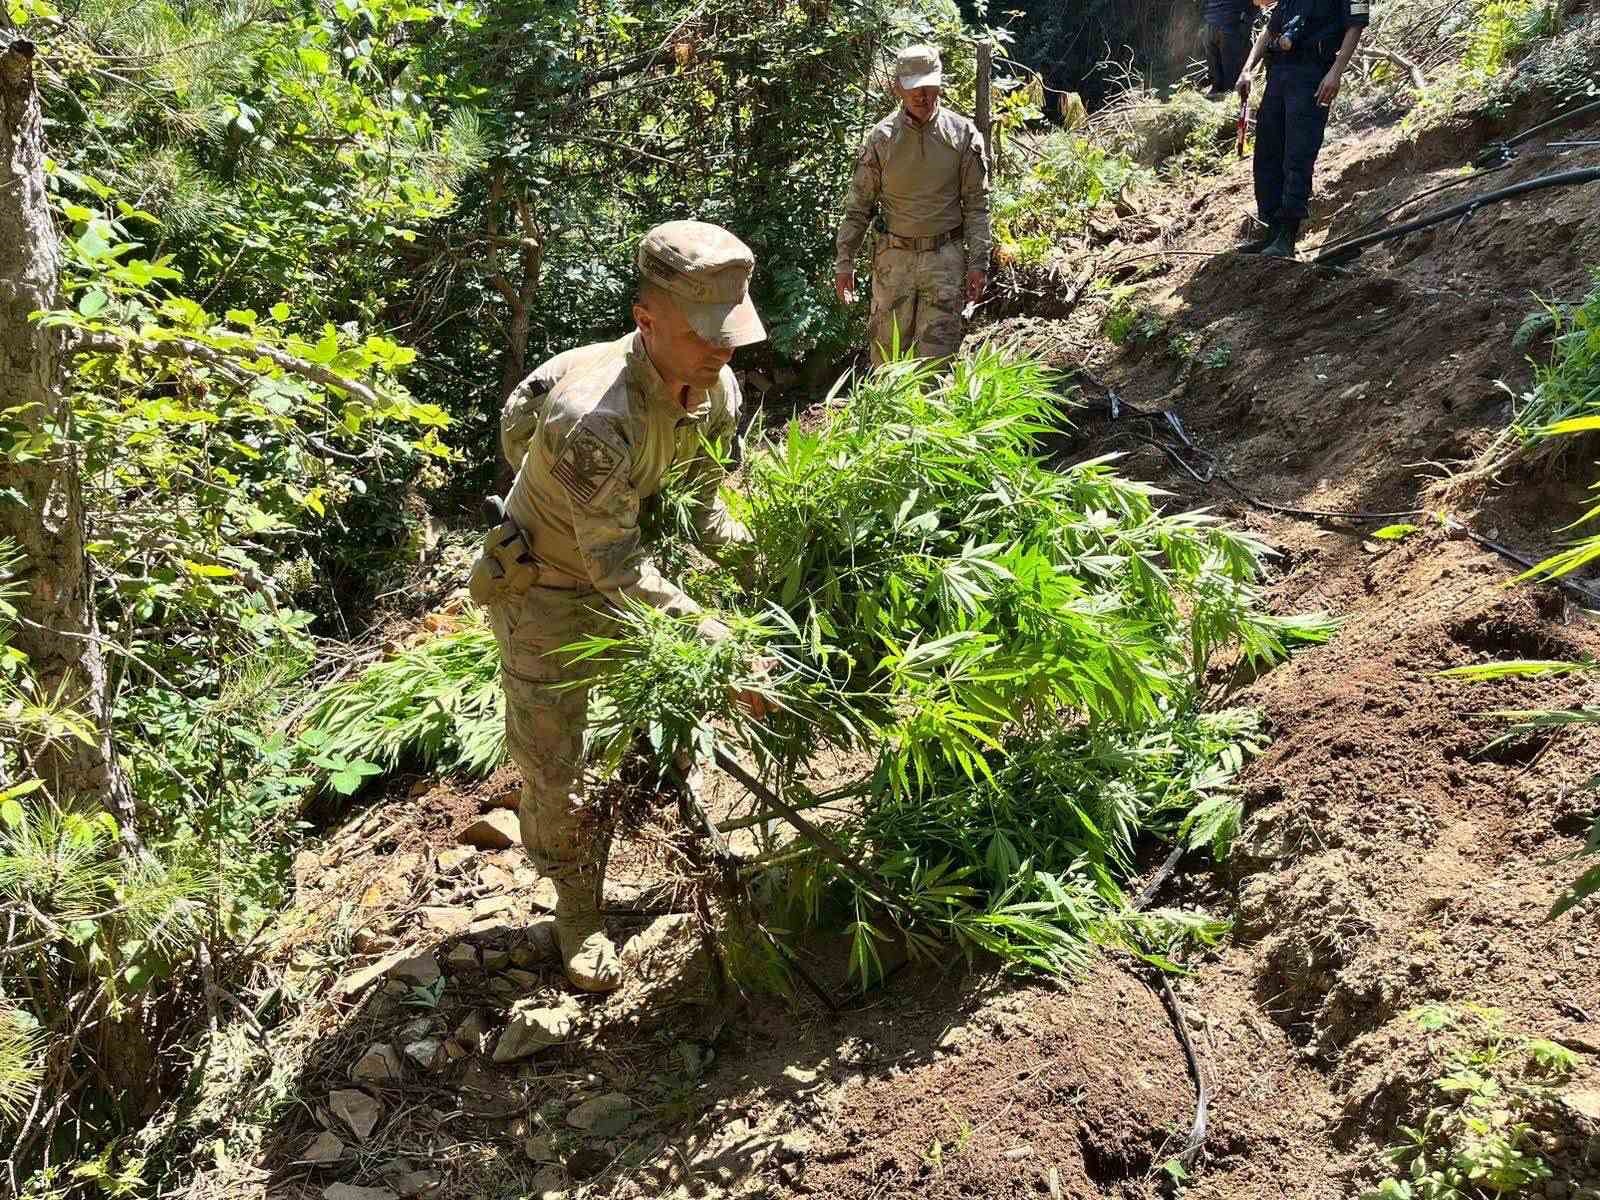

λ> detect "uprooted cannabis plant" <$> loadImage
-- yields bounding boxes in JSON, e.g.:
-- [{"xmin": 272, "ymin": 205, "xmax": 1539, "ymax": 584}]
[{"xmin": 562, "ymin": 346, "xmax": 1332, "ymax": 984}]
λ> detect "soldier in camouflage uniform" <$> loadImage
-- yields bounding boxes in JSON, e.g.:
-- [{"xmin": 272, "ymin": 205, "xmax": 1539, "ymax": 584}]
[
  {"xmin": 470, "ymin": 221, "xmax": 767, "ymax": 993},
  {"xmin": 834, "ymin": 43, "xmax": 992, "ymax": 364}
]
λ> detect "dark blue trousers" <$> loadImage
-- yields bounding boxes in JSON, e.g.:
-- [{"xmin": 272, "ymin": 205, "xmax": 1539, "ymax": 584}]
[
  {"xmin": 1204, "ymin": 21, "xmax": 1249, "ymax": 93},
  {"xmin": 1253, "ymin": 60, "xmax": 1331, "ymax": 224}
]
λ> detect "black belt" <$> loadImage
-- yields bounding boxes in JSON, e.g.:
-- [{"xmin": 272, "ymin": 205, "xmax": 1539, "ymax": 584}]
[{"xmin": 883, "ymin": 225, "xmax": 963, "ymax": 252}]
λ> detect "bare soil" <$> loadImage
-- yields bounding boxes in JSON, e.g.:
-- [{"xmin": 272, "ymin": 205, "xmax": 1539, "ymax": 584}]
[{"xmin": 203, "ymin": 90, "xmax": 1600, "ymax": 1200}]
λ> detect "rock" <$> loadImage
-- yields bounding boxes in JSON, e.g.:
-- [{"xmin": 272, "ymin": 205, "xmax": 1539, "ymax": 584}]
[
  {"xmin": 437, "ymin": 847, "xmax": 476, "ymax": 876},
  {"xmin": 529, "ymin": 879, "xmax": 559, "ymax": 912},
  {"xmin": 329, "ymin": 1089, "xmax": 383, "ymax": 1142},
  {"xmin": 389, "ymin": 955, "xmax": 441, "ymax": 989},
  {"xmin": 336, "ymin": 948, "xmax": 413, "ymax": 997},
  {"xmin": 480, "ymin": 864, "xmax": 515, "ymax": 892},
  {"xmin": 350, "ymin": 1043, "xmax": 404, "ymax": 1085},
  {"xmin": 783, "ymin": 1065, "xmax": 818, "ymax": 1086},
  {"xmin": 420, "ymin": 907, "xmax": 472, "ymax": 937},
  {"xmin": 444, "ymin": 943, "xmax": 479, "ymax": 974},
  {"xmin": 443, "ymin": 1039, "xmax": 469, "ymax": 1062},
  {"xmin": 473, "ymin": 895, "xmax": 515, "ymax": 921},
  {"xmin": 566, "ymin": 1092, "xmax": 634, "ymax": 1135},
  {"xmin": 459, "ymin": 811, "xmax": 520, "ymax": 850},
  {"xmin": 301, "ymin": 1131, "xmax": 347, "ymax": 1165},
  {"xmin": 391, "ymin": 1171, "xmax": 442, "ymax": 1199},
  {"xmin": 503, "ymin": 968, "xmax": 540, "ymax": 989},
  {"xmin": 1001, "ymin": 1145, "xmax": 1033, "ymax": 1161},
  {"xmin": 518, "ymin": 917, "xmax": 559, "ymax": 962},
  {"xmin": 352, "ymin": 927, "xmax": 396, "ymax": 955},
  {"xmin": 1564, "ymin": 1090, "xmax": 1600, "ymax": 1122},
  {"xmin": 493, "ymin": 996, "xmax": 583, "ymax": 1063},
  {"xmin": 482, "ymin": 948, "xmax": 511, "ymax": 971},
  {"xmin": 456, "ymin": 1010, "xmax": 491, "ymax": 1048},
  {"xmin": 323, "ymin": 1186, "xmax": 398, "ymax": 1200},
  {"xmin": 403, "ymin": 1038, "xmax": 446, "ymax": 1071},
  {"xmin": 527, "ymin": 1166, "xmax": 564, "ymax": 1200},
  {"xmin": 525, "ymin": 1133, "xmax": 557, "ymax": 1162}
]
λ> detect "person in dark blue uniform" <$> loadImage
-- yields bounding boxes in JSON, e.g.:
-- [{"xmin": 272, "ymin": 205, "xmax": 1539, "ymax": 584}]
[
  {"xmin": 1202, "ymin": 0, "xmax": 1255, "ymax": 97},
  {"xmin": 1234, "ymin": 0, "xmax": 1368, "ymax": 257}
]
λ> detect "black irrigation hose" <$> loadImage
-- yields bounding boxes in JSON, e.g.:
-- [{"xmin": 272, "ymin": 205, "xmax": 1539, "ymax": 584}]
[
  {"xmin": 1314, "ymin": 167, "xmax": 1600, "ymax": 266},
  {"xmin": 1493, "ymin": 96, "xmax": 1600, "ymax": 158},
  {"xmin": 1072, "ymin": 371, "xmax": 1600, "ymax": 606}
]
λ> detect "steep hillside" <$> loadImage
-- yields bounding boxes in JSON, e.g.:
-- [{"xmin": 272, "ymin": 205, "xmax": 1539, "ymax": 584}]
[{"xmin": 167, "ymin": 65, "xmax": 1600, "ymax": 1200}]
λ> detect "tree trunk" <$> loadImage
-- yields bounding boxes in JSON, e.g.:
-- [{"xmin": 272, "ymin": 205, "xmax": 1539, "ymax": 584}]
[{"xmin": 0, "ymin": 37, "xmax": 136, "ymax": 827}]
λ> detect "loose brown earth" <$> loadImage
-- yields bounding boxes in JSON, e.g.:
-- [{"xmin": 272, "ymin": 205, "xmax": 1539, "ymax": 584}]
[{"xmin": 201, "ymin": 93, "xmax": 1600, "ymax": 1200}]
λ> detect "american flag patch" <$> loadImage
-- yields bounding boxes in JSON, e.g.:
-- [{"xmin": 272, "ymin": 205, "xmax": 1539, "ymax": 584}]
[{"xmin": 552, "ymin": 425, "xmax": 624, "ymax": 507}]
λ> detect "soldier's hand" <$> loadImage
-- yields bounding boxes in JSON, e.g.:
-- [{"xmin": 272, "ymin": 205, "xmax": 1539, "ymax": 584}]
[
  {"xmin": 965, "ymin": 270, "xmax": 987, "ymax": 304},
  {"xmin": 1235, "ymin": 75, "xmax": 1251, "ymax": 103},
  {"xmin": 731, "ymin": 655, "xmax": 779, "ymax": 720},
  {"xmin": 834, "ymin": 270, "xmax": 857, "ymax": 306},
  {"xmin": 1316, "ymin": 69, "xmax": 1342, "ymax": 107}
]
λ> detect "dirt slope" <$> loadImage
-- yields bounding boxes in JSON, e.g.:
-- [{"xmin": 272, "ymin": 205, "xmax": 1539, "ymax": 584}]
[{"xmin": 206, "ymin": 95, "xmax": 1600, "ymax": 1200}]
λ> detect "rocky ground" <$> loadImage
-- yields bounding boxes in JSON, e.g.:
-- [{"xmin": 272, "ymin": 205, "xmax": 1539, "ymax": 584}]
[{"xmin": 182, "ymin": 86, "xmax": 1600, "ymax": 1200}]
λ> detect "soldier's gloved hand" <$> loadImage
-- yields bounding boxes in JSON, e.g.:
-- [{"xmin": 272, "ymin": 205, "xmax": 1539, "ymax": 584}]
[
  {"xmin": 1236, "ymin": 75, "xmax": 1251, "ymax": 103},
  {"xmin": 834, "ymin": 270, "xmax": 858, "ymax": 306},
  {"xmin": 965, "ymin": 270, "xmax": 986, "ymax": 304}
]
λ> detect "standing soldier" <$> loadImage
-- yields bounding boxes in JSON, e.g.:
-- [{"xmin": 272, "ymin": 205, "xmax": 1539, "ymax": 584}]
[
  {"xmin": 1234, "ymin": 0, "xmax": 1367, "ymax": 258},
  {"xmin": 1202, "ymin": 0, "xmax": 1255, "ymax": 98},
  {"xmin": 834, "ymin": 43, "xmax": 992, "ymax": 365},
  {"xmin": 471, "ymin": 220, "xmax": 767, "ymax": 993}
]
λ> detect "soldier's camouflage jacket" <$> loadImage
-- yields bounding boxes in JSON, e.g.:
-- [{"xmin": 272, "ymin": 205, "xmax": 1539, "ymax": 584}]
[{"xmin": 503, "ymin": 332, "xmax": 748, "ymax": 618}]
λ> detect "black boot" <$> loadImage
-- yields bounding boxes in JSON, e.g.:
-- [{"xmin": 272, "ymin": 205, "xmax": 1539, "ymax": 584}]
[
  {"xmin": 1261, "ymin": 219, "xmax": 1301, "ymax": 259},
  {"xmin": 1236, "ymin": 223, "xmax": 1278, "ymax": 255}
]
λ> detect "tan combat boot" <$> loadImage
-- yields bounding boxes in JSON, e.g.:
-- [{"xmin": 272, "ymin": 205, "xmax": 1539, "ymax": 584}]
[{"xmin": 553, "ymin": 880, "xmax": 622, "ymax": 993}]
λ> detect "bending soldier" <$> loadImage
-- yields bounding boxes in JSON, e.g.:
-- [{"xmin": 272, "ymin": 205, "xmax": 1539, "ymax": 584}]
[
  {"xmin": 1235, "ymin": 0, "xmax": 1367, "ymax": 258},
  {"xmin": 471, "ymin": 221, "xmax": 766, "ymax": 993},
  {"xmin": 834, "ymin": 43, "xmax": 992, "ymax": 364}
]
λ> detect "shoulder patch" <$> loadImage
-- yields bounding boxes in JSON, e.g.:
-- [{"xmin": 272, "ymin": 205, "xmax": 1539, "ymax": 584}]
[{"xmin": 553, "ymin": 423, "xmax": 626, "ymax": 507}]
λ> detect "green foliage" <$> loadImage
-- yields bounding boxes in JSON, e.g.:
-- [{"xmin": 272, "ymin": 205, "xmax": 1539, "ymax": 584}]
[
  {"xmin": 572, "ymin": 346, "xmax": 1329, "ymax": 982},
  {"xmin": 992, "ymin": 133, "xmax": 1146, "ymax": 267},
  {"xmin": 299, "ymin": 615, "xmax": 505, "ymax": 782},
  {"xmin": 1461, "ymin": 0, "xmax": 1559, "ymax": 80},
  {"xmin": 1363, "ymin": 1006, "xmax": 1574, "ymax": 1200}
]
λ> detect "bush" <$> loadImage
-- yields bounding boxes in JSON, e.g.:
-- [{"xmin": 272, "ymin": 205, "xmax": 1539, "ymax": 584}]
[
  {"xmin": 571, "ymin": 345, "xmax": 1333, "ymax": 983},
  {"xmin": 993, "ymin": 133, "xmax": 1148, "ymax": 266}
]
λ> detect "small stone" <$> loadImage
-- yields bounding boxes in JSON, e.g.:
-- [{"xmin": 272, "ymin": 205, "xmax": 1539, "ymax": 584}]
[
  {"xmin": 527, "ymin": 1167, "xmax": 564, "ymax": 1200},
  {"xmin": 350, "ymin": 1043, "xmax": 404, "ymax": 1085},
  {"xmin": 329, "ymin": 1089, "xmax": 383, "ymax": 1142},
  {"xmin": 783, "ymin": 1065, "xmax": 818, "ymax": 1085},
  {"xmin": 503, "ymin": 968, "xmax": 540, "ymax": 989},
  {"xmin": 482, "ymin": 948, "xmax": 511, "ymax": 971},
  {"xmin": 459, "ymin": 811, "xmax": 521, "ymax": 850},
  {"xmin": 336, "ymin": 948, "xmax": 412, "ymax": 997},
  {"xmin": 1565, "ymin": 1090, "xmax": 1600, "ymax": 1122},
  {"xmin": 524, "ymin": 1133, "xmax": 557, "ymax": 1163},
  {"xmin": 566, "ymin": 1092, "xmax": 634, "ymax": 1135},
  {"xmin": 444, "ymin": 943, "xmax": 479, "ymax": 974},
  {"xmin": 323, "ymin": 1186, "xmax": 398, "ymax": 1200},
  {"xmin": 420, "ymin": 907, "xmax": 472, "ymax": 937},
  {"xmin": 529, "ymin": 879, "xmax": 559, "ymax": 911},
  {"xmin": 527, "ymin": 915, "xmax": 559, "ymax": 955},
  {"xmin": 1001, "ymin": 1145, "xmax": 1033, "ymax": 1161},
  {"xmin": 480, "ymin": 864, "xmax": 515, "ymax": 892},
  {"xmin": 493, "ymin": 996, "xmax": 583, "ymax": 1063},
  {"xmin": 473, "ymin": 896, "xmax": 515, "ymax": 921},
  {"xmin": 437, "ymin": 847, "xmax": 476, "ymax": 876},
  {"xmin": 389, "ymin": 955, "xmax": 441, "ymax": 989},
  {"xmin": 404, "ymin": 1038, "xmax": 446, "ymax": 1071},
  {"xmin": 456, "ymin": 1011, "xmax": 491, "ymax": 1048},
  {"xmin": 352, "ymin": 927, "xmax": 396, "ymax": 955},
  {"xmin": 391, "ymin": 1171, "xmax": 442, "ymax": 1200},
  {"xmin": 443, "ymin": 1039, "xmax": 469, "ymax": 1062},
  {"xmin": 301, "ymin": 1131, "xmax": 346, "ymax": 1165}
]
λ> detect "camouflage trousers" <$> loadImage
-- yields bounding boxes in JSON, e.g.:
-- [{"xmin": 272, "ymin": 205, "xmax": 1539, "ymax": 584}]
[
  {"xmin": 868, "ymin": 241, "xmax": 966, "ymax": 364},
  {"xmin": 480, "ymin": 573, "xmax": 609, "ymax": 897}
]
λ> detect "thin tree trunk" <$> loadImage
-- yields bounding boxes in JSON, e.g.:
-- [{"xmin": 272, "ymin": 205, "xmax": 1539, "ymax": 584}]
[{"xmin": 0, "ymin": 37, "xmax": 137, "ymax": 829}]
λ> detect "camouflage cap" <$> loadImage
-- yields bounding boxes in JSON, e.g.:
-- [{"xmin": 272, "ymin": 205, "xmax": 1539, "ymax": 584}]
[
  {"xmin": 895, "ymin": 43, "xmax": 943, "ymax": 90},
  {"xmin": 637, "ymin": 220, "xmax": 766, "ymax": 348}
]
